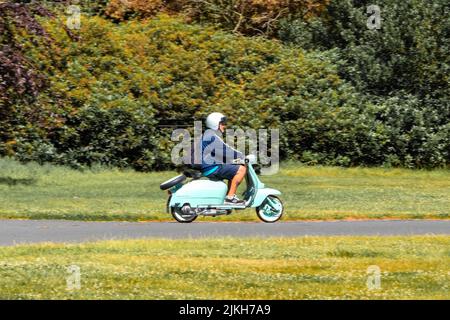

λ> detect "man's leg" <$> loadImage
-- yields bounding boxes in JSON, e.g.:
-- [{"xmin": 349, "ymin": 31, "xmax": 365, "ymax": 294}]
[{"xmin": 227, "ymin": 165, "xmax": 246, "ymax": 197}]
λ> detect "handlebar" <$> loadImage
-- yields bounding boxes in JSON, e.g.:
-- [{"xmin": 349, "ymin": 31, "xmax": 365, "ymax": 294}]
[
  {"xmin": 232, "ymin": 158, "xmax": 245, "ymax": 165},
  {"xmin": 232, "ymin": 155, "xmax": 257, "ymax": 165}
]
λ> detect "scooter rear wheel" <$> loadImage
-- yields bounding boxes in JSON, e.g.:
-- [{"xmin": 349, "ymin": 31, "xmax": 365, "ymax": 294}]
[
  {"xmin": 171, "ymin": 204, "xmax": 198, "ymax": 223},
  {"xmin": 256, "ymin": 195, "xmax": 284, "ymax": 223}
]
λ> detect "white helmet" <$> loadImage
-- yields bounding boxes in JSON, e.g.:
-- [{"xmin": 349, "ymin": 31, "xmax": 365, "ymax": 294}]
[{"xmin": 205, "ymin": 112, "xmax": 227, "ymax": 130}]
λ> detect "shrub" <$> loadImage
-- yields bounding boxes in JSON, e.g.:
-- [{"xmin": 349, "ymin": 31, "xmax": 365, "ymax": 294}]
[
  {"xmin": 278, "ymin": 0, "xmax": 450, "ymax": 99},
  {"xmin": 100, "ymin": 0, "xmax": 329, "ymax": 35},
  {"xmin": 1, "ymin": 7, "xmax": 448, "ymax": 169}
]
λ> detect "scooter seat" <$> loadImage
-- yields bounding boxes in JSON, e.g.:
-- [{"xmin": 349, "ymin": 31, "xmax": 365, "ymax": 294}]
[
  {"xmin": 183, "ymin": 169, "xmax": 203, "ymax": 180},
  {"xmin": 160, "ymin": 174, "xmax": 186, "ymax": 190}
]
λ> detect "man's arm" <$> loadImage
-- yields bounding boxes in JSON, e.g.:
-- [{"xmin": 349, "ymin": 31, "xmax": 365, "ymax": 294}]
[
  {"xmin": 202, "ymin": 130, "xmax": 244, "ymax": 165},
  {"xmin": 212, "ymin": 134, "xmax": 244, "ymax": 163}
]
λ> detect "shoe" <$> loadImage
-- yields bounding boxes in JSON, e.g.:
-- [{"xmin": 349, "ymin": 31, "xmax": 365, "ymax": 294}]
[{"xmin": 224, "ymin": 195, "xmax": 245, "ymax": 205}]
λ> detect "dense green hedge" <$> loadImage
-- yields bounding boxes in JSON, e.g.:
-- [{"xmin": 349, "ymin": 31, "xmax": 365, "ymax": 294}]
[
  {"xmin": 0, "ymin": 2, "xmax": 448, "ymax": 169},
  {"xmin": 277, "ymin": 0, "xmax": 450, "ymax": 168},
  {"xmin": 279, "ymin": 0, "xmax": 449, "ymax": 97}
]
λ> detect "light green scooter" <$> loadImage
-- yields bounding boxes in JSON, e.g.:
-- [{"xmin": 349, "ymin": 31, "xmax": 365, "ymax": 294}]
[{"xmin": 160, "ymin": 155, "xmax": 284, "ymax": 223}]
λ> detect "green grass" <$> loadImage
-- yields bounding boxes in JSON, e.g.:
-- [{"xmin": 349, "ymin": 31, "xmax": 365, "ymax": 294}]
[
  {"xmin": 0, "ymin": 157, "xmax": 449, "ymax": 221},
  {"xmin": 0, "ymin": 236, "xmax": 448, "ymax": 299}
]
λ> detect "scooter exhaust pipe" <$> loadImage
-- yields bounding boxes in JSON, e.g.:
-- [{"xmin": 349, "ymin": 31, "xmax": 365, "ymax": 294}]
[{"xmin": 197, "ymin": 209, "xmax": 231, "ymax": 216}]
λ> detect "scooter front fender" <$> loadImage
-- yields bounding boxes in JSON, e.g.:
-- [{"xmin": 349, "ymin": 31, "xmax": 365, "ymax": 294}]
[{"xmin": 251, "ymin": 188, "xmax": 281, "ymax": 208}]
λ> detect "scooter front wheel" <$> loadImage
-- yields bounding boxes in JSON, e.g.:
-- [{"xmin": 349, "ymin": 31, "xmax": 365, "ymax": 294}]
[{"xmin": 256, "ymin": 195, "xmax": 284, "ymax": 223}]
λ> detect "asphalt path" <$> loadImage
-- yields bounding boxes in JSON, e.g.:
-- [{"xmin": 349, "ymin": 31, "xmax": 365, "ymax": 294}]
[{"xmin": 0, "ymin": 219, "xmax": 449, "ymax": 246}]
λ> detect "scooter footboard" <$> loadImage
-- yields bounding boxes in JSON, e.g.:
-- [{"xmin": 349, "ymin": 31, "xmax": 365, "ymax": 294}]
[{"xmin": 251, "ymin": 188, "xmax": 281, "ymax": 207}]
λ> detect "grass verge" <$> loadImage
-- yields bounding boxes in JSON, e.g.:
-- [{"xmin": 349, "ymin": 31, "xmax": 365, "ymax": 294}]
[
  {"xmin": 0, "ymin": 236, "xmax": 449, "ymax": 299},
  {"xmin": 0, "ymin": 157, "xmax": 449, "ymax": 221}
]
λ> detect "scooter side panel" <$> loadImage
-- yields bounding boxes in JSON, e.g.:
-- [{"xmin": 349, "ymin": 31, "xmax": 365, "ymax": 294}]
[
  {"xmin": 251, "ymin": 188, "xmax": 281, "ymax": 207},
  {"xmin": 170, "ymin": 180, "xmax": 228, "ymax": 207}
]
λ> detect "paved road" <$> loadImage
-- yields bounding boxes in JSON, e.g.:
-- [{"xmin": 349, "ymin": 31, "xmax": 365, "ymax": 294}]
[{"xmin": 0, "ymin": 219, "xmax": 449, "ymax": 246}]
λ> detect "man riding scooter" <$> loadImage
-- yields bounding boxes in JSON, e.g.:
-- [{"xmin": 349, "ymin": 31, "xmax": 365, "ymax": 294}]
[
  {"xmin": 160, "ymin": 113, "xmax": 284, "ymax": 223},
  {"xmin": 200, "ymin": 112, "xmax": 246, "ymax": 205}
]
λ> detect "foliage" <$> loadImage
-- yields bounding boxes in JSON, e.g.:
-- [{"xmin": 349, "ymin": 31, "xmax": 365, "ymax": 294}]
[
  {"xmin": 102, "ymin": 0, "xmax": 330, "ymax": 36},
  {"xmin": 0, "ymin": 1, "xmax": 52, "ymax": 104},
  {"xmin": 276, "ymin": 0, "xmax": 450, "ymax": 167},
  {"xmin": 0, "ymin": 1, "xmax": 448, "ymax": 169},
  {"xmin": 278, "ymin": 0, "xmax": 450, "ymax": 99},
  {"xmin": 105, "ymin": 0, "xmax": 165, "ymax": 21}
]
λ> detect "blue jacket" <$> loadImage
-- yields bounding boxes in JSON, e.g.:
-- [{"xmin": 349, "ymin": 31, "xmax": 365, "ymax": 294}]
[{"xmin": 199, "ymin": 130, "xmax": 244, "ymax": 175}]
